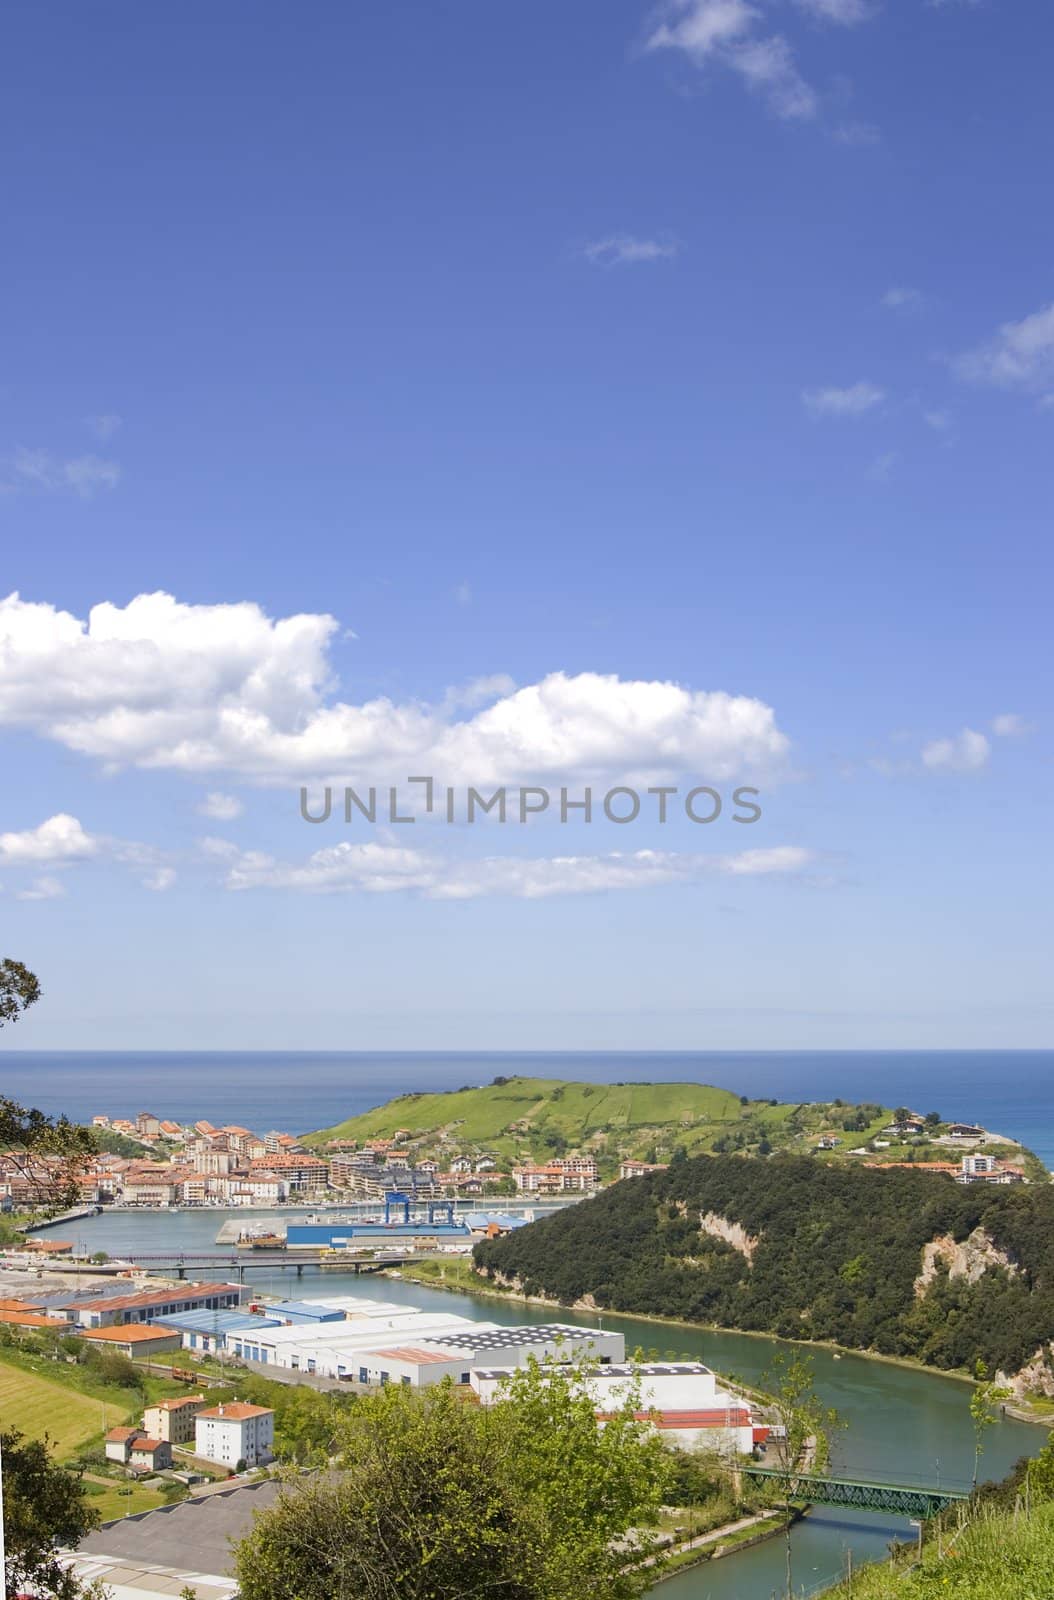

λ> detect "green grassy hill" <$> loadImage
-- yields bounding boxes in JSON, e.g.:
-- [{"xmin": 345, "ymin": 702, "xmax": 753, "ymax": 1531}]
[
  {"xmin": 306, "ymin": 1076, "xmax": 902, "ymax": 1176},
  {"xmin": 0, "ymin": 1358, "xmax": 116, "ymax": 1457},
  {"xmin": 819, "ymin": 1499, "xmax": 1054, "ymax": 1599}
]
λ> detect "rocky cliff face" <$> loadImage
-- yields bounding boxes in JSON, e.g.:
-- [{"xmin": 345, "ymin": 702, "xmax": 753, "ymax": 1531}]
[
  {"xmin": 698, "ymin": 1211, "xmax": 761, "ymax": 1264},
  {"xmin": 914, "ymin": 1227, "xmax": 1019, "ymax": 1296},
  {"xmin": 998, "ymin": 1346, "xmax": 1054, "ymax": 1400}
]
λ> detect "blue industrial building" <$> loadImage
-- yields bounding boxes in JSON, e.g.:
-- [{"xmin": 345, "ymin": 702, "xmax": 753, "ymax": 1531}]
[
  {"xmin": 260, "ymin": 1298, "xmax": 348, "ymax": 1323},
  {"xmin": 155, "ymin": 1309, "xmax": 281, "ymax": 1352},
  {"xmin": 286, "ymin": 1221, "xmax": 470, "ymax": 1246}
]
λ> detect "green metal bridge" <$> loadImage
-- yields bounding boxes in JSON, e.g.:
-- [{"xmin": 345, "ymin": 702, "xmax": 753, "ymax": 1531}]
[{"xmin": 742, "ymin": 1465, "xmax": 970, "ymax": 1519}]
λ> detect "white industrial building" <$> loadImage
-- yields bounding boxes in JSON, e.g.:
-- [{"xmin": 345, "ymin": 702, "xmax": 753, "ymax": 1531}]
[
  {"xmin": 141, "ymin": 1291, "xmax": 626, "ymax": 1387},
  {"xmin": 186, "ymin": 1296, "xmax": 625, "ymax": 1385},
  {"xmin": 471, "ymin": 1361, "xmax": 767, "ymax": 1454}
]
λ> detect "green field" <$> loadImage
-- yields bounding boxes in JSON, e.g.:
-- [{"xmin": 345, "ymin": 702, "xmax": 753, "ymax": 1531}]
[
  {"xmin": 306, "ymin": 1076, "xmax": 903, "ymax": 1175},
  {"xmin": 0, "ymin": 1358, "xmax": 117, "ymax": 1457}
]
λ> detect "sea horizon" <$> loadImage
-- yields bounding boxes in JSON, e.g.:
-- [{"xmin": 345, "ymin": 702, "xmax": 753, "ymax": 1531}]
[{"xmin": 3, "ymin": 1047, "xmax": 1053, "ymax": 1167}]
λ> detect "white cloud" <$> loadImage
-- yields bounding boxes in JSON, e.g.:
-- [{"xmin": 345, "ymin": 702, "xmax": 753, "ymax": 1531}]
[
  {"xmin": 924, "ymin": 408, "xmax": 952, "ymax": 433},
  {"xmin": 803, "ymin": 381, "xmax": 885, "ymax": 416},
  {"xmin": 84, "ymin": 414, "xmax": 122, "ymax": 441},
  {"xmin": 646, "ymin": 0, "xmax": 817, "ymax": 121},
  {"xmin": 142, "ymin": 867, "xmax": 177, "ymax": 892},
  {"xmin": 215, "ymin": 839, "xmax": 814, "ymax": 900},
  {"xmin": 17, "ymin": 876, "xmax": 66, "ymax": 902},
  {"xmin": 454, "ymin": 581, "xmax": 473, "ymax": 606},
  {"xmin": 920, "ymin": 728, "xmax": 990, "ymax": 772},
  {"xmin": 647, "ymin": 0, "xmax": 758, "ymax": 58},
  {"xmin": 0, "ymin": 813, "xmax": 98, "ymax": 865},
  {"xmin": 720, "ymin": 845, "xmax": 813, "ymax": 874},
  {"xmin": 882, "ymin": 286, "xmax": 923, "ymax": 311},
  {"xmin": 583, "ymin": 235, "xmax": 678, "ymax": 266},
  {"xmin": 196, "ymin": 792, "xmax": 245, "ymax": 821},
  {"xmin": 794, "ymin": 0, "xmax": 873, "ymax": 25},
  {"xmin": 0, "ymin": 592, "xmax": 790, "ymax": 785},
  {"xmin": 2, "ymin": 448, "xmax": 120, "ymax": 498},
  {"xmin": 991, "ymin": 713, "xmax": 1031, "ymax": 738},
  {"xmin": 956, "ymin": 301, "xmax": 1054, "ymax": 390},
  {"xmin": 732, "ymin": 35, "xmax": 818, "ymax": 118},
  {"xmin": 0, "ymin": 811, "xmax": 176, "ymax": 895}
]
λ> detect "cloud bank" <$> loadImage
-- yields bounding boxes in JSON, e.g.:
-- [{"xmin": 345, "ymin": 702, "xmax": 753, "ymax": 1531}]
[
  {"xmin": 0, "ymin": 592, "xmax": 791, "ymax": 786},
  {"xmin": 209, "ymin": 838, "xmax": 814, "ymax": 900}
]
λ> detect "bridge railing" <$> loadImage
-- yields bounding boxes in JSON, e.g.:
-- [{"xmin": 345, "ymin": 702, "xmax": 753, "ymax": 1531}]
[
  {"xmin": 741, "ymin": 1465, "xmax": 969, "ymax": 1517},
  {"xmin": 745, "ymin": 1464, "xmax": 972, "ymax": 1494}
]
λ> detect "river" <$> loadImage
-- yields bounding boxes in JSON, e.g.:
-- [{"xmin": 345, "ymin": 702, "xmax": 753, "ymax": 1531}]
[{"xmin": 56, "ymin": 1208, "xmax": 1045, "ymax": 1600}]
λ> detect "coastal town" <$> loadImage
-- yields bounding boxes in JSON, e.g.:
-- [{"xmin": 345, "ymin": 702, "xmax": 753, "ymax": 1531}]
[
  {"xmin": 0, "ymin": 1100, "xmax": 1031, "ymax": 1219},
  {"xmin": 1, "ymin": 1107, "xmax": 603, "ymax": 1210}
]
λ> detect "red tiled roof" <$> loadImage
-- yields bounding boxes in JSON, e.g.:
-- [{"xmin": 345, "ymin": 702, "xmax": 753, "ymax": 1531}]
[
  {"xmin": 68, "ymin": 1283, "xmax": 240, "ymax": 1313},
  {"xmin": 80, "ymin": 1324, "xmax": 181, "ymax": 1344},
  {"xmin": 197, "ymin": 1403, "xmax": 273, "ymax": 1420},
  {"xmin": 596, "ymin": 1408, "xmax": 753, "ymax": 1428},
  {"xmin": 0, "ymin": 1309, "xmax": 63, "ymax": 1328}
]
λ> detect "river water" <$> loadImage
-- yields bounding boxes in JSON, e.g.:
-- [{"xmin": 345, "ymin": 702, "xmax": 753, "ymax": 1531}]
[{"xmin": 51, "ymin": 1207, "xmax": 1044, "ymax": 1600}]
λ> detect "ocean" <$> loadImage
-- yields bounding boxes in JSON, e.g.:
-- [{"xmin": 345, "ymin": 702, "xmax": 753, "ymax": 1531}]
[{"xmin": 2, "ymin": 1049, "xmax": 1053, "ymax": 1167}]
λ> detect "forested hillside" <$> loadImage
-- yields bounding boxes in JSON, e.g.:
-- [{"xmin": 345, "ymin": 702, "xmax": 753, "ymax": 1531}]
[{"xmin": 473, "ymin": 1154, "xmax": 1054, "ymax": 1381}]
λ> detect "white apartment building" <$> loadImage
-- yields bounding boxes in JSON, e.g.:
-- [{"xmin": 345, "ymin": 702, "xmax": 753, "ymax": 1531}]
[
  {"xmin": 194, "ymin": 1402, "xmax": 275, "ymax": 1469},
  {"xmin": 513, "ymin": 1161, "xmax": 596, "ymax": 1193}
]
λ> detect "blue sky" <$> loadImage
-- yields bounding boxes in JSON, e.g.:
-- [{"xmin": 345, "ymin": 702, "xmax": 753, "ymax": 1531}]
[{"xmin": 1, "ymin": 0, "xmax": 1051, "ymax": 1050}]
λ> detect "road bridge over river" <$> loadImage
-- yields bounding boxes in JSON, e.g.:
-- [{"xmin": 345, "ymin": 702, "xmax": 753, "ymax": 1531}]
[
  {"xmin": 742, "ymin": 1465, "xmax": 970, "ymax": 1519},
  {"xmin": 44, "ymin": 1250, "xmax": 435, "ymax": 1281}
]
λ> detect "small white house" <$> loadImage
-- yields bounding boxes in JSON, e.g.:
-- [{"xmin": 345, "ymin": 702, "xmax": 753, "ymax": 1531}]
[
  {"xmin": 194, "ymin": 1402, "xmax": 275, "ymax": 1469},
  {"xmin": 104, "ymin": 1427, "xmax": 173, "ymax": 1470}
]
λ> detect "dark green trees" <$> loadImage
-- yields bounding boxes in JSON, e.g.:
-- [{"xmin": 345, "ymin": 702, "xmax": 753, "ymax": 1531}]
[
  {"xmin": 234, "ymin": 1360, "xmax": 671, "ymax": 1600},
  {"xmin": 1, "ymin": 1430, "xmax": 100, "ymax": 1600}
]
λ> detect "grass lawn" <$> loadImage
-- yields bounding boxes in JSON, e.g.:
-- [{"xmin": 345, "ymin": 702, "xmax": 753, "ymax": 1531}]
[
  {"xmin": 83, "ymin": 1476, "xmax": 176, "ymax": 1522},
  {"xmin": 0, "ymin": 1357, "xmax": 114, "ymax": 1457},
  {"xmin": 394, "ymin": 1258, "xmax": 499, "ymax": 1294}
]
